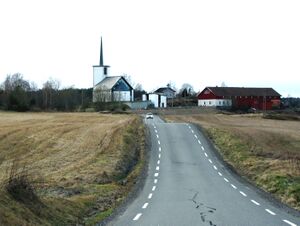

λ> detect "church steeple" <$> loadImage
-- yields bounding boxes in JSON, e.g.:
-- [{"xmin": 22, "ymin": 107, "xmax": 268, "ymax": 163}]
[
  {"xmin": 93, "ymin": 37, "xmax": 110, "ymax": 87},
  {"xmin": 100, "ymin": 37, "xmax": 104, "ymax": 66}
]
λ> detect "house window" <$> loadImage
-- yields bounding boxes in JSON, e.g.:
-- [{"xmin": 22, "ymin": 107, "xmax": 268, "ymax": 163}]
[
  {"xmin": 204, "ymin": 101, "xmax": 206, "ymax": 105},
  {"xmin": 223, "ymin": 101, "xmax": 225, "ymax": 105},
  {"xmin": 104, "ymin": 67, "xmax": 107, "ymax": 75},
  {"xmin": 209, "ymin": 101, "xmax": 211, "ymax": 105},
  {"xmin": 219, "ymin": 101, "xmax": 221, "ymax": 105}
]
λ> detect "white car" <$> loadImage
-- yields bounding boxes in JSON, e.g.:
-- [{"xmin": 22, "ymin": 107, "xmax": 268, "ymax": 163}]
[{"xmin": 145, "ymin": 113, "xmax": 154, "ymax": 119}]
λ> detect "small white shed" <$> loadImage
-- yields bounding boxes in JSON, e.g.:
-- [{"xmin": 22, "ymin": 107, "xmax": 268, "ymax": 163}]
[{"xmin": 142, "ymin": 93, "xmax": 167, "ymax": 108}]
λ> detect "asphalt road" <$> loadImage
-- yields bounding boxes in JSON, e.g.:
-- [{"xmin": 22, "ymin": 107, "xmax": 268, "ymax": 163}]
[{"xmin": 108, "ymin": 115, "xmax": 300, "ymax": 226}]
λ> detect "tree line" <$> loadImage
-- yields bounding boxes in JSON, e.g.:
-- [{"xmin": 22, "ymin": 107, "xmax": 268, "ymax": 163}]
[{"xmin": 0, "ymin": 73, "xmax": 93, "ymax": 112}]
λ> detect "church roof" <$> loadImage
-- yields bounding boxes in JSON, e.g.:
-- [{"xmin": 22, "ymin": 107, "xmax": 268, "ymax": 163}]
[{"xmin": 94, "ymin": 76, "xmax": 133, "ymax": 90}]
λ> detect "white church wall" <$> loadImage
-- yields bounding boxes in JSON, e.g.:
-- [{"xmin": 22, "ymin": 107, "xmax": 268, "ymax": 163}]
[
  {"xmin": 113, "ymin": 91, "xmax": 131, "ymax": 102},
  {"xmin": 93, "ymin": 67, "xmax": 110, "ymax": 86}
]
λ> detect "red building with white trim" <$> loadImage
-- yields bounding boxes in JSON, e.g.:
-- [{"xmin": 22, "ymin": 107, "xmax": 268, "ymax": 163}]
[{"xmin": 197, "ymin": 87, "xmax": 281, "ymax": 110}]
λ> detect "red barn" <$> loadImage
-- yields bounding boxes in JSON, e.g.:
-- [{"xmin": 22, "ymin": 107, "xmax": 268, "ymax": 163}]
[{"xmin": 197, "ymin": 87, "xmax": 281, "ymax": 110}]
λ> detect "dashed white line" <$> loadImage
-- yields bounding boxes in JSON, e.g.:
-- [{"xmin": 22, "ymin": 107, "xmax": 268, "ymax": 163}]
[
  {"xmin": 191, "ymin": 130, "xmax": 194, "ymax": 133},
  {"xmin": 152, "ymin": 186, "xmax": 156, "ymax": 191},
  {"xmin": 142, "ymin": 203, "xmax": 149, "ymax": 209},
  {"xmin": 231, "ymin": 184, "xmax": 237, "ymax": 189},
  {"xmin": 251, "ymin": 200, "xmax": 260, "ymax": 206},
  {"xmin": 224, "ymin": 178, "xmax": 229, "ymax": 182},
  {"xmin": 218, "ymin": 172, "xmax": 223, "ymax": 176},
  {"xmin": 148, "ymin": 193, "xmax": 153, "ymax": 199},
  {"xmin": 208, "ymin": 159, "xmax": 213, "ymax": 164},
  {"xmin": 239, "ymin": 191, "xmax": 247, "ymax": 197},
  {"xmin": 201, "ymin": 146, "xmax": 205, "ymax": 151},
  {"xmin": 154, "ymin": 179, "xmax": 158, "ymax": 184},
  {"xmin": 158, "ymin": 140, "xmax": 161, "ymax": 145},
  {"xmin": 156, "ymin": 166, "xmax": 160, "ymax": 171},
  {"xmin": 204, "ymin": 152, "xmax": 208, "ymax": 157},
  {"xmin": 154, "ymin": 173, "xmax": 159, "ymax": 177},
  {"xmin": 158, "ymin": 154, "xmax": 161, "ymax": 159},
  {"xmin": 198, "ymin": 140, "xmax": 201, "ymax": 144},
  {"xmin": 156, "ymin": 134, "xmax": 159, "ymax": 138},
  {"xmin": 157, "ymin": 160, "xmax": 160, "ymax": 165},
  {"xmin": 133, "ymin": 213, "xmax": 142, "ymax": 221},
  {"xmin": 265, "ymin": 209, "xmax": 276, "ymax": 216},
  {"xmin": 194, "ymin": 135, "xmax": 198, "ymax": 139},
  {"xmin": 155, "ymin": 129, "xmax": 158, "ymax": 133},
  {"xmin": 159, "ymin": 147, "xmax": 161, "ymax": 152},
  {"xmin": 283, "ymin": 219, "xmax": 297, "ymax": 226},
  {"xmin": 213, "ymin": 165, "xmax": 218, "ymax": 170}
]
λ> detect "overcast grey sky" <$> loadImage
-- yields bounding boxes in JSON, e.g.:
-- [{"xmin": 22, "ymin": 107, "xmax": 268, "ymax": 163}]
[{"xmin": 0, "ymin": 0, "xmax": 299, "ymax": 97}]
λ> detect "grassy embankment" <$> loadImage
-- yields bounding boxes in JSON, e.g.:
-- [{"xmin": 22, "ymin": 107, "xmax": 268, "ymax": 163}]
[
  {"xmin": 164, "ymin": 113, "xmax": 300, "ymax": 210},
  {"xmin": 0, "ymin": 112, "xmax": 145, "ymax": 225}
]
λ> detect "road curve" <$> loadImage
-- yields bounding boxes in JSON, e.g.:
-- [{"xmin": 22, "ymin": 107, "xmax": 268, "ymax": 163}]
[{"xmin": 107, "ymin": 115, "xmax": 300, "ymax": 226}]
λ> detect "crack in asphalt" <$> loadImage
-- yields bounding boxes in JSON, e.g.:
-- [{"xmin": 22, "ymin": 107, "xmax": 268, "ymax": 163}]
[{"xmin": 189, "ymin": 191, "xmax": 217, "ymax": 226}]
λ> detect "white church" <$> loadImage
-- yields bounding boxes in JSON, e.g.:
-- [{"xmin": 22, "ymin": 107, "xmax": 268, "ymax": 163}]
[{"xmin": 93, "ymin": 38, "xmax": 134, "ymax": 102}]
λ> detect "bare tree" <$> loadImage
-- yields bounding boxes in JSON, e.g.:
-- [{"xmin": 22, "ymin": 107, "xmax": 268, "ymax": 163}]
[
  {"xmin": 42, "ymin": 78, "xmax": 60, "ymax": 109},
  {"xmin": 179, "ymin": 83, "xmax": 195, "ymax": 97}
]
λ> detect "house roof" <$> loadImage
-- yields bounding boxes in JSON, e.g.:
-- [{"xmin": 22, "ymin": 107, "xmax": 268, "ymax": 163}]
[
  {"xmin": 154, "ymin": 87, "xmax": 176, "ymax": 93},
  {"xmin": 204, "ymin": 87, "xmax": 281, "ymax": 97},
  {"xmin": 95, "ymin": 76, "xmax": 133, "ymax": 90}
]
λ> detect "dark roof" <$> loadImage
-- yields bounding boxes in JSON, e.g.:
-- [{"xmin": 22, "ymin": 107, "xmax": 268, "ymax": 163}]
[
  {"xmin": 94, "ymin": 76, "xmax": 133, "ymax": 90},
  {"xmin": 154, "ymin": 87, "xmax": 176, "ymax": 93},
  {"xmin": 206, "ymin": 87, "xmax": 281, "ymax": 97}
]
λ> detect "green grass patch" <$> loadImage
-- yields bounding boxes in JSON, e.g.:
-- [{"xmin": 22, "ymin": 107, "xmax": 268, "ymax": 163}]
[{"xmin": 206, "ymin": 127, "xmax": 300, "ymax": 210}]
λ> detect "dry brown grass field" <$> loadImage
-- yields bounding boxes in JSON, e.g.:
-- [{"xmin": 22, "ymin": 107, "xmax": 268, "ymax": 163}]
[
  {"xmin": 0, "ymin": 112, "xmax": 145, "ymax": 225},
  {"xmin": 164, "ymin": 112, "xmax": 300, "ymax": 210}
]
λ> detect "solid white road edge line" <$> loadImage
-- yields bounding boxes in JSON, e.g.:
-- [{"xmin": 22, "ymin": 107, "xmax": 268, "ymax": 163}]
[
  {"xmin": 283, "ymin": 219, "xmax": 297, "ymax": 226},
  {"xmin": 142, "ymin": 203, "xmax": 149, "ymax": 209},
  {"xmin": 265, "ymin": 209, "xmax": 276, "ymax": 216},
  {"xmin": 133, "ymin": 213, "xmax": 142, "ymax": 221},
  {"xmin": 251, "ymin": 200, "xmax": 260, "ymax": 206}
]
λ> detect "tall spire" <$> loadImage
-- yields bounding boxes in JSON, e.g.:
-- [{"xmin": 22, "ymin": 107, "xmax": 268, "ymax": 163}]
[{"xmin": 100, "ymin": 37, "xmax": 104, "ymax": 66}]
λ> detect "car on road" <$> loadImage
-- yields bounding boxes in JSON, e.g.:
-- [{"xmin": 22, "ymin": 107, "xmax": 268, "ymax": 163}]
[{"xmin": 145, "ymin": 112, "xmax": 154, "ymax": 119}]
